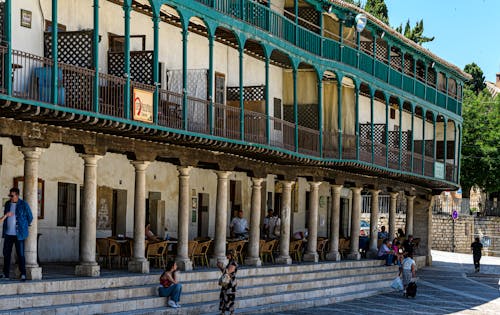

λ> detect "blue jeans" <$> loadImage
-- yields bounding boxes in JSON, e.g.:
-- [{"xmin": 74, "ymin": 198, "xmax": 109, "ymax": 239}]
[
  {"xmin": 378, "ymin": 253, "xmax": 394, "ymax": 266},
  {"xmin": 3, "ymin": 235, "xmax": 26, "ymax": 277},
  {"xmin": 159, "ymin": 283, "xmax": 182, "ymax": 303}
]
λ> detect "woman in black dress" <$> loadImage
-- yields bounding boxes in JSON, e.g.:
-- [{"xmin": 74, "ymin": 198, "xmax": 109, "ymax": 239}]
[{"xmin": 217, "ymin": 250, "xmax": 238, "ymax": 315}]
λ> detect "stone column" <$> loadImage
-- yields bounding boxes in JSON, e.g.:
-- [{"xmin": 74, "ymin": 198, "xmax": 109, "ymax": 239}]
[
  {"xmin": 128, "ymin": 161, "xmax": 150, "ymax": 273},
  {"xmin": 389, "ymin": 192, "xmax": 399, "ymax": 240},
  {"xmin": 175, "ymin": 166, "xmax": 193, "ymax": 271},
  {"xmin": 245, "ymin": 177, "xmax": 264, "ymax": 266},
  {"xmin": 348, "ymin": 187, "xmax": 362, "ymax": 260},
  {"xmin": 20, "ymin": 147, "xmax": 44, "ymax": 280},
  {"xmin": 326, "ymin": 185, "xmax": 342, "ymax": 261},
  {"xmin": 276, "ymin": 180, "xmax": 294, "ymax": 265},
  {"xmin": 367, "ymin": 189, "xmax": 380, "ymax": 258},
  {"xmin": 76, "ymin": 154, "xmax": 102, "ymax": 277},
  {"xmin": 210, "ymin": 171, "xmax": 231, "ymax": 267},
  {"xmin": 406, "ymin": 195, "xmax": 416, "ymax": 236},
  {"xmin": 304, "ymin": 182, "xmax": 321, "ymax": 262}
]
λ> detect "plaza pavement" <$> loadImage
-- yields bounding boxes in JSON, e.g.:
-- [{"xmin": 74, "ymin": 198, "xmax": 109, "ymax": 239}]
[{"xmin": 259, "ymin": 250, "xmax": 500, "ymax": 315}]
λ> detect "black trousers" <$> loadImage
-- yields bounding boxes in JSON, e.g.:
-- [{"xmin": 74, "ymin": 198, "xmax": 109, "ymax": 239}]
[
  {"xmin": 473, "ymin": 254, "xmax": 481, "ymax": 270},
  {"xmin": 3, "ymin": 235, "xmax": 26, "ymax": 277}
]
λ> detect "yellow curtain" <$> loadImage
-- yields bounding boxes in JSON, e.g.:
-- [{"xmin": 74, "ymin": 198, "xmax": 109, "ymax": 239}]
[
  {"xmin": 283, "ymin": 70, "xmax": 318, "ymax": 105},
  {"xmin": 342, "ymin": 86, "xmax": 355, "ymax": 135},
  {"xmin": 323, "ymin": 81, "xmax": 338, "ymax": 131}
]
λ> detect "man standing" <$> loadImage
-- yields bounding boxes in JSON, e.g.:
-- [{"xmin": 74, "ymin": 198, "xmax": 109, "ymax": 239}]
[
  {"xmin": 230, "ymin": 210, "xmax": 249, "ymax": 239},
  {"xmin": 263, "ymin": 209, "xmax": 280, "ymax": 240},
  {"xmin": 378, "ymin": 226, "xmax": 388, "ymax": 239},
  {"xmin": 1, "ymin": 188, "xmax": 33, "ymax": 281},
  {"xmin": 471, "ymin": 237, "xmax": 483, "ymax": 273},
  {"xmin": 403, "ymin": 235, "xmax": 415, "ymax": 256}
]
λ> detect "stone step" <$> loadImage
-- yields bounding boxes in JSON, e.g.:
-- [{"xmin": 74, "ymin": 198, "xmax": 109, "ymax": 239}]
[
  {"xmin": 0, "ymin": 266, "xmax": 396, "ymax": 311},
  {"xmin": 0, "ymin": 260, "xmax": 391, "ymax": 296},
  {"xmin": 0, "ymin": 276, "xmax": 393, "ymax": 315}
]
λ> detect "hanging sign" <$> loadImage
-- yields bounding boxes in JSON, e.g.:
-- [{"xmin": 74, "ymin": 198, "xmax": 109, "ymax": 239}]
[
  {"xmin": 133, "ymin": 88, "xmax": 153, "ymax": 123},
  {"xmin": 434, "ymin": 162, "xmax": 445, "ymax": 179}
]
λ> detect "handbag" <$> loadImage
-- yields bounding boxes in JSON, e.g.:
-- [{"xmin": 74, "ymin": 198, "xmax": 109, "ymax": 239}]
[
  {"xmin": 391, "ymin": 276, "xmax": 403, "ymax": 291},
  {"xmin": 218, "ymin": 270, "xmax": 231, "ymax": 288}
]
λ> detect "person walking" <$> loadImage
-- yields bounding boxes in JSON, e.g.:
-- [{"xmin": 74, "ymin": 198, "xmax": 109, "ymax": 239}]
[
  {"xmin": 471, "ymin": 237, "xmax": 483, "ymax": 273},
  {"xmin": 217, "ymin": 250, "xmax": 238, "ymax": 315},
  {"xmin": 159, "ymin": 261, "xmax": 182, "ymax": 308},
  {"xmin": 402, "ymin": 252, "xmax": 416, "ymax": 297},
  {"xmin": 1, "ymin": 188, "xmax": 33, "ymax": 281}
]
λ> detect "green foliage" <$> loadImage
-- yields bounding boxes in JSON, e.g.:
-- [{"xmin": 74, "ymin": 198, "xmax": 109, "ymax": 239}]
[
  {"xmin": 342, "ymin": 0, "xmax": 362, "ymax": 7},
  {"xmin": 395, "ymin": 19, "xmax": 435, "ymax": 45},
  {"xmin": 464, "ymin": 62, "xmax": 486, "ymax": 95},
  {"xmin": 364, "ymin": 0, "xmax": 389, "ymax": 24},
  {"xmin": 460, "ymin": 84, "xmax": 500, "ymax": 195}
]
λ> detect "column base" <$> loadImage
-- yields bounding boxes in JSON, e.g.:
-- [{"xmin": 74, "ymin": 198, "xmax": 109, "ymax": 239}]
[
  {"xmin": 426, "ymin": 254, "xmax": 432, "ymax": 266},
  {"xmin": 175, "ymin": 258, "xmax": 193, "ymax": 271},
  {"xmin": 128, "ymin": 259, "xmax": 150, "ymax": 273},
  {"xmin": 209, "ymin": 256, "xmax": 228, "ymax": 268},
  {"xmin": 303, "ymin": 252, "xmax": 319, "ymax": 263},
  {"xmin": 347, "ymin": 252, "xmax": 361, "ymax": 260},
  {"xmin": 276, "ymin": 255, "xmax": 292, "ymax": 265},
  {"xmin": 26, "ymin": 265, "xmax": 42, "ymax": 280},
  {"xmin": 75, "ymin": 263, "xmax": 100, "ymax": 277},
  {"xmin": 244, "ymin": 257, "xmax": 262, "ymax": 267},
  {"xmin": 326, "ymin": 251, "xmax": 341, "ymax": 261},
  {"xmin": 366, "ymin": 249, "xmax": 379, "ymax": 259}
]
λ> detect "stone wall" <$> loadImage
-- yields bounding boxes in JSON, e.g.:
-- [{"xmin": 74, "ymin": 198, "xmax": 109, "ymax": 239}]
[
  {"xmin": 474, "ymin": 216, "xmax": 500, "ymax": 256},
  {"xmin": 432, "ymin": 214, "xmax": 475, "ymax": 253}
]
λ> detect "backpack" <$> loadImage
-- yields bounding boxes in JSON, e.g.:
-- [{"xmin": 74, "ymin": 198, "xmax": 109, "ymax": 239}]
[
  {"xmin": 218, "ymin": 271, "xmax": 231, "ymax": 288},
  {"xmin": 406, "ymin": 281, "xmax": 417, "ymax": 298}
]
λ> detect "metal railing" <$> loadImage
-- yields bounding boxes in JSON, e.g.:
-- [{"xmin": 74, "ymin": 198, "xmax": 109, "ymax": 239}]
[
  {"xmin": 187, "ymin": 96, "xmax": 210, "ymax": 135},
  {"xmin": 297, "ymin": 125, "xmax": 319, "ymax": 156},
  {"xmin": 158, "ymin": 89, "xmax": 183, "ymax": 129},
  {"xmin": 362, "ymin": 195, "xmax": 391, "ymax": 214}
]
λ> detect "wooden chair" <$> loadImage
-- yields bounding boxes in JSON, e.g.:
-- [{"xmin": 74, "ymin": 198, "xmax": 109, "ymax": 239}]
[
  {"xmin": 146, "ymin": 240, "xmax": 168, "ymax": 269},
  {"xmin": 120, "ymin": 239, "xmax": 134, "ymax": 266},
  {"xmin": 227, "ymin": 240, "xmax": 245, "ymax": 265},
  {"xmin": 96, "ymin": 238, "xmax": 109, "ymax": 268},
  {"xmin": 260, "ymin": 239, "xmax": 276, "ymax": 264},
  {"xmin": 289, "ymin": 240, "xmax": 303, "ymax": 262},
  {"xmin": 317, "ymin": 238, "xmax": 329, "ymax": 261},
  {"xmin": 193, "ymin": 240, "xmax": 211, "ymax": 267},
  {"xmin": 107, "ymin": 239, "xmax": 121, "ymax": 269},
  {"xmin": 339, "ymin": 238, "xmax": 351, "ymax": 258},
  {"xmin": 188, "ymin": 240, "xmax": 198, "ymax": 262}
]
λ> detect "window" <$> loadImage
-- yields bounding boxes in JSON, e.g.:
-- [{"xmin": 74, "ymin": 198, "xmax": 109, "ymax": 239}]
[
  {"xmin": 57, "ymin": 182, "xmax": 77, "ymax": 227},
  {"xmin": 215, "ymin": 72, "xmax": 225, "ymax": 104},
  {"xmin": 273, "ymin": 98, "xmax": 282, "ymax": 130},
  {"xmin": 45, "ymin": 20, "xmax": 67, "ymax": 32},
  {"xmin": 108, "ymin": 34, "xmax": 146, "ymax": 52}
]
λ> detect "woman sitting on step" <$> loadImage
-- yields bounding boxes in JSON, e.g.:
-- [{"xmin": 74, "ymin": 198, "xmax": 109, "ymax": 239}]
[
  {"xmin": 159, "ymin": 261, "xmax": 182, "ymax": 308},
  {"xmin": 217, "ymin": 250, "xmax": 238, "ymax": 315}
]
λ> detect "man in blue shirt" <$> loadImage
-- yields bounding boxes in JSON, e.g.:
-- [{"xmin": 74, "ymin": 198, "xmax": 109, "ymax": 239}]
[
  {"xmin": 378, "ymin": 225, "xmax": 388, "ymax": 239},
  {"xmin": 1, "ymin": 188, "xmax": 33, "ymax": 281}
]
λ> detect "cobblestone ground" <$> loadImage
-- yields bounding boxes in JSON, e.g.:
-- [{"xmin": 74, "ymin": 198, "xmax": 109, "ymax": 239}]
[{"xmin": 261, "ymin": 250, "xmax": 500, "ymax": 315}]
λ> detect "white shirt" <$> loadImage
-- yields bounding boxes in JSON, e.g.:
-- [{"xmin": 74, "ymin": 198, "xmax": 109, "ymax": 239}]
[
  {"xmin": 5, "ymin": 202, "xmax": 17, "ymax": 236},
  {"xmin": 264, "ymin": 216, "xmax": 280, "ymax": 236},
  {"xmin": 402, "ymin": 257, "xmax": 416, "ymax": 271},
  {"xmin": 230, "ymin": 217, "xmax": 248, "ymax": 234},
  {"xmin": 377, "ymin": 243, "xmax": 391, "ymax": 257}
]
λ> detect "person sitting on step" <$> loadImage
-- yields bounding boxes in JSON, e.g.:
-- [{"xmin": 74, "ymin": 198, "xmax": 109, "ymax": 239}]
[
  {"xmin": 377, "ymin": 239, "xmax": 394, "ymax": 266},
  {"xmin": 159, "ymin": 261, "xmax": 182, "ymax": 308}
]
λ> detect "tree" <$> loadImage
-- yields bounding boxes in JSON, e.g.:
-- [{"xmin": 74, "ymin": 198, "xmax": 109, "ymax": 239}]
[
  {"xmin": 464, "ymin": 62, "xmax": 486, "ymax": 95},
  {"xmin": 395, "ymin": 19, "xmax": 435, "ymax": 45},
  {"xmin": 364, "ymin": 0, "xmax": 389, "ymax": 25},
  {"xmin": 460, "ymin": 87, "xmax": 500, "ymax": 197}
]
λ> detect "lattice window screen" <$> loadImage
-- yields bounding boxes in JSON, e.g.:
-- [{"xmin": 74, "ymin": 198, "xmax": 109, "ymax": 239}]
[
  {"xmin": 375, "ymin": 39, "xmax": 388, "ymax": 62},
  {"xmin": 297, "ymin": 7, "xmax": 320, "ymax": 33},
  {"xmin": 226, "ymin": 86, "xmax": 265, "ymax": 102},
  {"xmin": 298, "ymin": 104, "xmax": 318, "ymax": 129},
  {"xmin": 427, "ymin": 68, "xmax": 436, "ymax": 87},
  {"xmin": 404, "ymin": 55, "xmax": 414, "ymax": 76},
  {"xmin": 166, "ymin": 69, "xmax": 208, "ymax": 100},
  {"xmin": 44, "ymin": 31, "xmax": 94, "ymax": 68},
  {"xmin": 0, "ymin": 2, "xmax": 4, "ymax": 42},
  {"xmin": 360, "ymin": 41, "xmax": 373, "ymax": 55},
  {"xmin": 108, "ymin": 51, "xmax": 154, "ymax": 85},
  {"xmin": 425, "ymin": 140, "xmax": 434, "ymax": 157},
  {"xmin": 283, "ymin": 104, "xmax": 294, "ymax": 123}
]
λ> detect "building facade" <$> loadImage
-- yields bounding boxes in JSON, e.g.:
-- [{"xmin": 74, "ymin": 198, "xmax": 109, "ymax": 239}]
[{"xmin": 0, "ymin": 0, "xmax": 468, "ymax": 278}]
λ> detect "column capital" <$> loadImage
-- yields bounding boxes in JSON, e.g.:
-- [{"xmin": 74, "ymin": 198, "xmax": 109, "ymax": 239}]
[
  {"xmin": 280, "ymin": 180, "xmax": 294, "ymax": 188},
  {"xmin": 251, "ymin": 177, "xmax": 265, "ymax": 187},
  {"xmin": 309, "ymin": 182, "xmax": 321, "ymax": 189},
  {"xmin": 19, "ymin": 147, "xmax": 44, "ymax": 159},
  {"xmin": 369, "ymin": 189, "xmax": 381, "ymax": 196},
  {"xmin": 350, "ymin": 187, "xmax": 363, "ymax": 194},
  {"xmin": 406, "ymin": 195, "xmax": 416, "ymax": 201},
  {"xmin": 331, "ymin": 184, "xmax": 343, "ymax": 193},
  {"xmin": 131, "ymin": 160, "xmax": 150, "ymax": 171},
  {"xmin": 215, "ymin": 170, "xmax": 231, "ymax": 179},
  {"xmin": 80, "ymin": 154, "xmax": 103, "ymax": 166},
  {"xmin": 390, "ymin": 191, "xmax": 399, "ymax": 199},
  {"xmin": 177, "ymin": 165, "xmax": 192, "ymax": 176}
]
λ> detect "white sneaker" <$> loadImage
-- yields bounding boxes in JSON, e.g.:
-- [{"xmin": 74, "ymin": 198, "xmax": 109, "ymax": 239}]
[
  {"xmin": 175, "ymin": 302, "xmax": 181, "ymax": 308},
  {"xmin": 167, "ymin": 300, "xmax": 176, "ymax": 308}
]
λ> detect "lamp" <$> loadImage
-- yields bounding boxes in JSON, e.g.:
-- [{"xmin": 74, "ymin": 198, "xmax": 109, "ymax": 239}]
[
  {"xmin": 326, "ymin": 5, "xmax": 333, "ymax": 13},
  {"xmin": 431, "ymin": 62, "xmax": 435, "ymax": 68},
  {"xmin": 354, "ymin": 13, "xmax": 367, "ymax": 32},
  {"xmin": 380, "ymin": 31, "xmax": 385, "ymax": 39}
]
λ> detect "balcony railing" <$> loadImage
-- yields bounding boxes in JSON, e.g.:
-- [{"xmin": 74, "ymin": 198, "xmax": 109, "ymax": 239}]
[
  {"xmin": 193, "ymin": 0, "xmax": 462, "ymax": 115},
  {"xmin": 0, "ymin": 46, "xmax": 459, "ymax": 184}
]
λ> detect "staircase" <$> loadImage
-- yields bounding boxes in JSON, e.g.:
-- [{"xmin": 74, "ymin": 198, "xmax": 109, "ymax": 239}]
[{"xmin": 0, "ymin": 259, "xmax": 402, "ymax": 315}]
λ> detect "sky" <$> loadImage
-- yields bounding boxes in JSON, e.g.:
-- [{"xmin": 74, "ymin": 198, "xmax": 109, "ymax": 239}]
[{"xmin": 381, "ymin": 0, "xmax": 500, "ymax": 82}]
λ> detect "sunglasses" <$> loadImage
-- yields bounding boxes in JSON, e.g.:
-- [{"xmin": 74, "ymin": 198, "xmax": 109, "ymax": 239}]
[{"xmin": 8, "ymin": 195, "xmax": 14, "ymax": 198}]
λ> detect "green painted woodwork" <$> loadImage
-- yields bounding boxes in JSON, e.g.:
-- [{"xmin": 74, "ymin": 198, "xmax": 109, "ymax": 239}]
[
  {"xmin": 208, "ymin": 33, "xmax": 215, "ymax": 135},
  {"xmin": 421, "ymin": 109, "xmax": 426, "ymax": 175},
  {"xmin": 265, "ymin": 52, "xmax": 270, "ymax": 144},
  {"xmin": 398, "ymin": 102, "xmax": 403, "ymax": 170},
  {"xmin": 385, "ymin": 96, "xmax": 389, "ymax": 168},
  {"xmin": 239, "ymin": 46, "xmax": 244, "ymax": 141},
  {"xmin": 152, "ymin": 12, "xmax": 160, "ymax": 124},
  {"xmin": 370, "ymin": 90, "xmax": 375, "ymax": 164},
  {"xmin": 410, "ymin": 106, "xmax": 415, "ymax": 172},
  {"xmin": 4, "ymin": 0, "xmax": 12, "ymax": 95},
  {"xmin": 453, "ymin": 124, "xmax": 458, "ymax": 182},
  {"xmin": 182, "ymin": 26, "xmax": 188, "ymax": 130},
  {"xmin": 293, "ymin": 67, "xmax": 298, "ymax": 152},
  {"xmin": 51, "ymin": 0, "xmax": 59, "ymax": 105},
  {"xmin": 318, "ymin": 77, "xmax": 323, "ymax": 157},
  {"xmin": 432, "ymin": 115, "xmax": 436, "ymax": 177},
  {"xmin": 355, "ymin": 85, "xmax": 360, "ymax": 161},
  {"xmin": 123, "ymin": 1, "xmax": 131, "ymax": 119},
  {"xmin": 93, "ymin": 0, "xmax": 100, "ymax": 113},
  {"xmin": 443, "ymin": 120, "xmax": 447, "ymax": 180},
  {"xmin": 337, "ymin": 76, "xmax": 343, "ymax": 159}
]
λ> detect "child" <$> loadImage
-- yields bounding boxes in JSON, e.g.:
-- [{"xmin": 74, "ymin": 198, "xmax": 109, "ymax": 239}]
[{"xmin": 159, "ymin": 261, "xmax": 182, "ymax": 308}]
